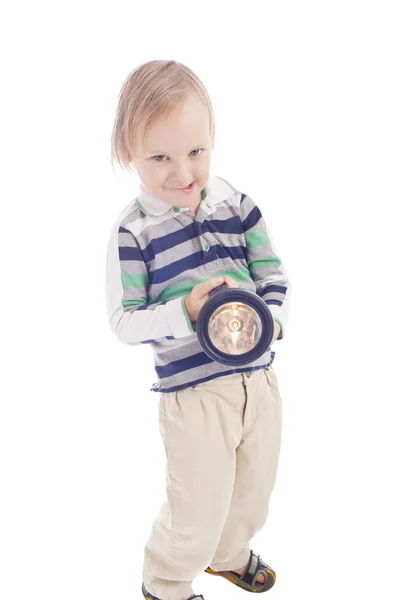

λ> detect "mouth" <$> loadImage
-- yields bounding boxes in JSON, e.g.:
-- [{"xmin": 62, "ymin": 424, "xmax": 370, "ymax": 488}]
[{"xmin": 177, "ymin": 181, "xmax": 195, "ymax": 192}]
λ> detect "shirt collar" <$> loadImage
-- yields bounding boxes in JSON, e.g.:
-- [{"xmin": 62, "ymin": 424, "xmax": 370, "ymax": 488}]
[{"xmin": 136, "ymin": 175, "xmax": 237, "ymax": 217}]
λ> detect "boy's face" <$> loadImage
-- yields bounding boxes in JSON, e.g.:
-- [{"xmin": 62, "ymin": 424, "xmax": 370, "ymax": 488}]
[{"xmin": 131, "ymin": 94, "xmax": 213, "ymax": 213}]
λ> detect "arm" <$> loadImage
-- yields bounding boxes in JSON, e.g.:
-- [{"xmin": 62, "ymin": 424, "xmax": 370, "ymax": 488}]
[
  {"xmin": 105, "ymin": 224, "xmax": 195, "ymax": 344},
  {"xmin": 240, "ymin": 194, "xmax": 291, "ymax": 341}
]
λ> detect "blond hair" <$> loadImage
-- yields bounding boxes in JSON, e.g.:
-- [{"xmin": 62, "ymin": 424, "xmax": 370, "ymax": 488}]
[{"xmin": 110, "ymin": 60, "xmax": 215, "ymax": 173}]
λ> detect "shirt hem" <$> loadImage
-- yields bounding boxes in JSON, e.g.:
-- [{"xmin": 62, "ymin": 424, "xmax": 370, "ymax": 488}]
[{"xmin": 150, "ymin": 357, "xmax": 275, "ymax": 393}]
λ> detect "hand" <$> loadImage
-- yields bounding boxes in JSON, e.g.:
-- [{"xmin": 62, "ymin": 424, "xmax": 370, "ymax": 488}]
[
  {"xmin": 185, "ymin": 276, "xmax": 240, "ymax": 322},
  {"xmin": 222, "ymin": 275, "xmax": 240, "ymax": 289},
  {"xmin": 271, "ymin": 320, "xmax": 281, "ymax": 345}
]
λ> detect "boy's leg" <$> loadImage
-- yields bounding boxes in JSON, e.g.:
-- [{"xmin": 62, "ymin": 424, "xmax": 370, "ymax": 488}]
[
  {"xmin": 142, "ymin": 375, "xmax": 246, "ymax": 600},
  {"xmin": 209, "ymin": 367, "xmax": 283, "ymax": 573}
]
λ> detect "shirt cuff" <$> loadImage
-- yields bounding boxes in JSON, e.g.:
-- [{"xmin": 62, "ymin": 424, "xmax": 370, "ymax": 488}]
[{"xmin": 164, "ymin": 296, "xmax": 196, "ymax": 338}]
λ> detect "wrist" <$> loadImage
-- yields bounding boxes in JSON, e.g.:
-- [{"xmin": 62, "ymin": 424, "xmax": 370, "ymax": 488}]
[{"xmin": 185, "ymin": 295, "xmax": 195, "ymax": 322}]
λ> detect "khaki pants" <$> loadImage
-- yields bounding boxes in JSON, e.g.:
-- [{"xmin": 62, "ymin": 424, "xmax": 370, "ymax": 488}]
[{"xmin": 142, "ymin": 367, "xmax": 283, "ymax": 600}]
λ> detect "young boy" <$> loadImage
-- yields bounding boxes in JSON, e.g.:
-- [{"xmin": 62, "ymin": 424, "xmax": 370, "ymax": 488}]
[{"xmin": 105, "ymin": 60, "xmax": 291, "ymax": 600}]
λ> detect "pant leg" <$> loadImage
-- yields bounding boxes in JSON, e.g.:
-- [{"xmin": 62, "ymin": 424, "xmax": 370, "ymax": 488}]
[
  {"xmin": 209, "ymin": 367, "xmax": 283, "ymax": 571},
  {"xmin": 142, "ymin": 373, "xmax": 247, "ymax": 600}
]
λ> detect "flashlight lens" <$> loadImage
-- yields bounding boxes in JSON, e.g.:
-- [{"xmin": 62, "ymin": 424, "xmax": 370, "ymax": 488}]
[{"xmin": 208, "ymin": 302, "xmax": 262, "ymax": 354}]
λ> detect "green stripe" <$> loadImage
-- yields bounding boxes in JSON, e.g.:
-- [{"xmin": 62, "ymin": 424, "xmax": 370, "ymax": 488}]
[
  {"xmin": 121, "ymin": 273, "xmax": 148, "ymax": 288},
  {"xmin": 245, "ymin": 231, "xmax": 270, "ymax": 248},
  {"xmin": 249, "ymin": 257, "xmax": 281, "ymax": 269},
  {"xmin": 149, "ymin": 268, "xmax": 252, "ymax": 304},
  {"xmin": 216, "ymin": 176, "xmax": 238, "ymax": 193},
  {"xmin": 150, "ymin": 281, "xmax": 195, "ymax": 304},
  {"xmin": 218, "ymin": 268, "xmax": 252, "ymax": 283},
  {"xmin": 121, "ymin": 298, "xmax": 147, "ymax": 307},
  {"xmin": 135, "ymin": 198, "xmax": 154, "ymax": 216}
]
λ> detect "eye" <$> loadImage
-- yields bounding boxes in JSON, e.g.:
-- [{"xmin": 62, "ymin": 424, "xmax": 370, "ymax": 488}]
[
  {"xmin": 151, "ymin": 149, "xmax": 205, "ymax": 162},
  {"xmin": 190, "ymin": 148, "xmax": 204, "ymax": 157}
]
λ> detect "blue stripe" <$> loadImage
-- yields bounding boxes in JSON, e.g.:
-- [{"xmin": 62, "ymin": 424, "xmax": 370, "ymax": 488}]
[
  {"xmin": 214, "ymin": 244, "xmax": 247, "ymax": 262},
  {"xmin": 265, "ymin": 299, "xmax": 283, "ymax": 306},
  {"xmin": 118, "ymin": 226, "xmax": 131, "ymax": 234},
  {"xmin": 150, "ymin": 250, "xmax": 204, "ymax": 285},
  {"xmin": 202, "ymin": 215, "xmax": 243, "ymax": 235},
  {"xmin": 141, "ymin": 222, "xmax": 200, "ymax": 263},
  {"xmin": 259, "ymin": 284, "xmax": 288, "ymax": 297},
  {"xmin": 152, "ymin": 353, "xmax": 276, "ymax": 392},
  {"xmin": 242, "ymin": 205, "xmax": 262, "ymax": 232},
  {"xmin": 155, "ymin": 351, "xmax": 213, "ymax": 379},
  {"xmin": 141, "ymin": 217, "xmax": 244, "ymax": 263},
  {"xmin": 119, "ymin": 245, "xmax": 144, "ymax": 261}
]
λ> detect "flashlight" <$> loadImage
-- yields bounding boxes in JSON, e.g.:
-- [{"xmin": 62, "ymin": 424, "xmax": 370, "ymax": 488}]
[{"xmin": 196, "ymin": 283, "xmax": 275, "ymax": 366}]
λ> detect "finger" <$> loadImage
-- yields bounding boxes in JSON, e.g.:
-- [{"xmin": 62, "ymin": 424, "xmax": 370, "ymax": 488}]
[
  {"xmin": 223, "ymin": 276, "xmax": 240, "ymax": 288},
  {"xmin": 198, "ymin": 277, "xmax": 224, "ymax": 297}
]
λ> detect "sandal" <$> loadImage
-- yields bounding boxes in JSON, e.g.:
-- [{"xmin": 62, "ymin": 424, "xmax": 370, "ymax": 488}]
[
  {"xmin": 204, "ymin": 549, "xmax": 276, "ymax": 593},
  {"xmin": 142, "ymin": 582, "xmax": 204, "ymax": 600}
]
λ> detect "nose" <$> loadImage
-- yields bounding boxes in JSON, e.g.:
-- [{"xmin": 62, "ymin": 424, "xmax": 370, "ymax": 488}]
[{"xmin": 170, "ymin": 159, "xmax": 192, "ymax": 186}]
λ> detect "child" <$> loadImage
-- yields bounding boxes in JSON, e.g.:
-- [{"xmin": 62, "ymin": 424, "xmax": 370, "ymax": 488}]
[{"xmin": 105, "ymin": 60, "xmax": 291, "ymax": 600}]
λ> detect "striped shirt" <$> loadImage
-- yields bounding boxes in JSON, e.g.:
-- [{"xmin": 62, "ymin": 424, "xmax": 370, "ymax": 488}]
[{"xmin": 105, "ymin": 175, "xmax": 291, "ymax": 393}]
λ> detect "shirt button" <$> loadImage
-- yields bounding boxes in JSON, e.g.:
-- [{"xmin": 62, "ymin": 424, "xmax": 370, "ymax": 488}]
[
  {"xmin": 204, "ymin": 244, "xmax": 210, "ymax": 251},
  {"xmin": 172, "ymin": 206, "xmax": 180, "ymax": 213}
]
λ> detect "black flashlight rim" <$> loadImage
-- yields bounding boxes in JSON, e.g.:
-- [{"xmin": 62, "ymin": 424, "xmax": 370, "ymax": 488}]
[{"xmin": 196, "ymin": 288, "xmax": 275, "ymax": 366}]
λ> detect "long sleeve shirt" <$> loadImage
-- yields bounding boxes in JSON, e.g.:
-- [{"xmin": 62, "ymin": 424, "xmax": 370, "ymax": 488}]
[{"xmin": 105, "ymin": 175, "xmax": 291, "ymax": 393}]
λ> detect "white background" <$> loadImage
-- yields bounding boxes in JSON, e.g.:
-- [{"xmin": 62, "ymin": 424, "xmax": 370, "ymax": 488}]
[{"xmin": 1, "ymin": 1, "xmax": 399, "ymax": 599}]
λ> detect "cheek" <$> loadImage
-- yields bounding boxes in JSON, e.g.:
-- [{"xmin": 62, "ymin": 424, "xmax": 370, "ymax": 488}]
[
  {"xmin": 195, "ymin": 155, "xmax": 211, "ymax": 177},
  {"xmin": 143, "ymin": 164, "xmax": 164, "ymax": 185}
]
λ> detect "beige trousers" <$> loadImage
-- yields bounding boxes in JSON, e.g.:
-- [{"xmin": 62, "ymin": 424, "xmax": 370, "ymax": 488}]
[{"xmin": 142, "ymin": 366, "xmax": 283, "ymax": 600}]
